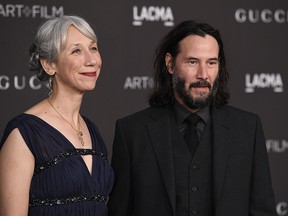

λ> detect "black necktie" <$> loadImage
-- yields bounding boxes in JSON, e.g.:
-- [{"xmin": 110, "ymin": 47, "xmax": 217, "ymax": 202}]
[{"xmin": 184, "ymin": 113, "xmax": 201, "ymax": 156}]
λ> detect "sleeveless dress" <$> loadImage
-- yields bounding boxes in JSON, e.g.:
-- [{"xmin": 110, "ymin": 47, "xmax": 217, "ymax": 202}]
[{"xmin": 0, "ymin": 113, "xmax": 114, "ymax": 216}]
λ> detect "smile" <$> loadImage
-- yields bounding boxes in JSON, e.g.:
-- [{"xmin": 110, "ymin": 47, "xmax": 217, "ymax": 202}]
[{"xmin": 80, "ymin": 72, "xmax": 97, "ymax": 77}]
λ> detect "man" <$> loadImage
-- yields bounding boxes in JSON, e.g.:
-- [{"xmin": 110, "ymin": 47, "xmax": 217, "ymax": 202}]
[{"xmin": 108, "ymin": 20, "xmax": 276, "ymax": 216}]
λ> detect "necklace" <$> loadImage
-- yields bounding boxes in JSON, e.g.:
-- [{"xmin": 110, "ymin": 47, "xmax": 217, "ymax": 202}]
[{"xmin": 48, "ymin": 98, "xmax": 85, "ymax": 146}]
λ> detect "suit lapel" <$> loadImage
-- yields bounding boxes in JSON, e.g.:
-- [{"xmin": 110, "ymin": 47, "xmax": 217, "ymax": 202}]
[
  {"xmin": 144, "ymin": 106, "xmax": 232, "ymax": 214},
  {"xmin": 211, "ymin": 108, "xmax": 232, "ymax": 206},
  {"xmin": 146, "ymin": 107, "xmax": 176, "ymax": 215}
]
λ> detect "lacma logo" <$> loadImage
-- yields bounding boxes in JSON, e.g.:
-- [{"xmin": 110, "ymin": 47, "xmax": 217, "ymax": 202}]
[
  {"xmin": 245, "ymin": 73, "xmax": 283, "ymax": 93},
  {"xmin": 0, "ymin": 4, "xmax": 64, "ymax": 18},
  {"xmin": 132, "ymin": 6, "xmax": 174, "ymax": 26}
]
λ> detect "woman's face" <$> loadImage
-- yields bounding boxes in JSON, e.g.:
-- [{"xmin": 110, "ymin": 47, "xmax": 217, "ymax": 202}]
[{"xmin": 53, "ymin": 25, "xmax": 102, "ymax": 93}]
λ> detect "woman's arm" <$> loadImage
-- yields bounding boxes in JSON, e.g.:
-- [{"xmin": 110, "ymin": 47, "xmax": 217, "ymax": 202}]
[{"xmin": 0, "ymin": 128, "xmax": 34, "ymax": 216}]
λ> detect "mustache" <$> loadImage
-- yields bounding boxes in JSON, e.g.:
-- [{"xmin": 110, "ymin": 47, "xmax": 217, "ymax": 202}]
[{"xmin": 189, "ymin": 80, "xmax": 212, "ymax": 89}]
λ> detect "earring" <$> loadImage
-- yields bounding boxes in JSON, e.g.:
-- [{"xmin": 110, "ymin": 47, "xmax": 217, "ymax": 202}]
[{"xmin": 48, "ymin": 77, "xmax": 53, "ymax": 96}]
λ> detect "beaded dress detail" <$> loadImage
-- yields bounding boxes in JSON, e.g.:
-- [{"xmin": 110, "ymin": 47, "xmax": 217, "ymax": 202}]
[{"xmin": 0, "ymin": 114, "xmax": 114, "ymax": 216}]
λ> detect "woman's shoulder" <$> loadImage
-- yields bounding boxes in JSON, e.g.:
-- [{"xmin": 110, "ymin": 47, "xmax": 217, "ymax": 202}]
[
  {"xmin": 5, "ymin": 113, "xmax": 35, "ymax": 128},
  {"xmin": 0, "ymin": 113, "xmax": 36, "ymax": 150}
]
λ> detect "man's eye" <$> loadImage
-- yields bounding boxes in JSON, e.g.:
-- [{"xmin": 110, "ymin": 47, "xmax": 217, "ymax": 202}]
[
  {"xmin": 189, "ymin": 60, "xmax": 197, "ymax": 65},
  {"xmin": 208, "ymin": 61, "xmax": 218, "ymax": 66}
]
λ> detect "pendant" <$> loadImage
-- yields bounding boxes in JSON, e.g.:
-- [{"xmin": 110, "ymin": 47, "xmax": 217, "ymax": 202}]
[{"xmin": 77, "ymin": 131, "xmax": 85, "ymax": 146}]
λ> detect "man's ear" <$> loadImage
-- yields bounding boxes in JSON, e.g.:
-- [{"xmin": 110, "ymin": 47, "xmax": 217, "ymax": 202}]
[
  {"xmin": 165, "ymin": 53, "xmax": 174, "ymax": 74},
  {"xmin": 40, "ymin": 59, "xmax": 56, "ymax": 76}
]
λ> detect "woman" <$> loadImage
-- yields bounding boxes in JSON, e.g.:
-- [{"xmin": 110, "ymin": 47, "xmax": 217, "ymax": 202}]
[{"xmin": 0, "ymin": 15, "xmax": 114, "ymax": 215}]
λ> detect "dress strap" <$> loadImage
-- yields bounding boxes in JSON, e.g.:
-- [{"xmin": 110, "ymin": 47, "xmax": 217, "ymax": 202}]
[
  {"xmin": 29, "ymin": 193, "xmax": 108, "ymax": 207},
  {"xmin": 34, "ymin": 149, "xmax": 107, "ymax": 175}
]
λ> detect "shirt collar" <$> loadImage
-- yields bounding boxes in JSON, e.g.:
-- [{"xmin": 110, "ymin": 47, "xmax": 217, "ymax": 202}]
[{"xmin": 173, "ymin": 101, "xmax": 210, "ymax": 125}]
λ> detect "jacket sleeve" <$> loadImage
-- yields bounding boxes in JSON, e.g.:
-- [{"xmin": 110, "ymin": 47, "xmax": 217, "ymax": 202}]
[
  {"xmin": 108, "ymin": 120, "xmax": 133, "ymax": 216},
  {"xmin": 249, "ymin": 115, "xmax": 277, "ymax": 216}
]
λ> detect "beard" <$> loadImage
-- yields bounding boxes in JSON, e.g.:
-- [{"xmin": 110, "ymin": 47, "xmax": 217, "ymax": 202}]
[{"xmin": 172, "ymin": 71, "xmax": 218, "ymax": 110}]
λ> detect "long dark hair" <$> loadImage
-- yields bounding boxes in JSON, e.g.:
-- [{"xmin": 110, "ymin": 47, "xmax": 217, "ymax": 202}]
[{"xmin": 148, "ymin": 20, "xmax": 230, "ymax": 108}]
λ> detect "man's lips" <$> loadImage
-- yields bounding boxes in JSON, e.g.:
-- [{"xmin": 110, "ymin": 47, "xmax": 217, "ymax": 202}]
[
  {"xmin": 191, "ymin": 86, "xmax": 210, "ymax": 93},
  {"xmin": 189, "ymin": 81, "xmax": 211, "ymax": 90},
  {"xmin": 193, "ymin": 86, "xmax": 209, "ymax": 89}
]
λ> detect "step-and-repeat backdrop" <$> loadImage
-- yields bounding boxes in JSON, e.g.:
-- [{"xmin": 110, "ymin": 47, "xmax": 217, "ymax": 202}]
[{"xmin": 0, "ymin": 0, "xmax": 287, "ymax": 214}]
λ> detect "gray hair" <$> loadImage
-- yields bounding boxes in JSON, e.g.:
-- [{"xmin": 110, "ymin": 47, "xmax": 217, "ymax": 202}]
[{"xmin": 29, "ymin": 15, "xmax": 97, "ymax": 81}]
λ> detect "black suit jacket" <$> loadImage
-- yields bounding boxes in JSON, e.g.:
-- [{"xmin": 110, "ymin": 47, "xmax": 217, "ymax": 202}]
[{"xmin": 108, "ymin": 105, "xmax": 276, "ymax": 216}]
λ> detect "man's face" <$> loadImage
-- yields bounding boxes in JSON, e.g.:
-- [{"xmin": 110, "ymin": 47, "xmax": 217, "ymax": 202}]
[{"xmin": 165, "ymin": 34, "xmax": 220, "ymax": 111}]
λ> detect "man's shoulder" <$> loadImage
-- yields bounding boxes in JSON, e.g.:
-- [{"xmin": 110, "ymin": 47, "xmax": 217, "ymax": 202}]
[
  {"xmin": 214, "ymin": 104, "xmax": 260, "ymax": 122},
  {"xmin": 117, "ymin": 105, "xmax": 171, "ymax": 123},
  {"xmin": 217, "ymin": 104, "xmax": 257, "ymax": 115}
]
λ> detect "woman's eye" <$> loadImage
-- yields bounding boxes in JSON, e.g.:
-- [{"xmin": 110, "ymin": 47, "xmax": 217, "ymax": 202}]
[
  {"xmin": 90, "ymin": 46, "xmax": 98, "ymax": 52},
  {"xmin": 72, "ymin": 49, "xmax": 81, "ymax": 54}
]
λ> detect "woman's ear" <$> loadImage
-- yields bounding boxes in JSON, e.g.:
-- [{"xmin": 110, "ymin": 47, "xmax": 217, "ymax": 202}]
[
  {"xmin": 165, "ymin": 53, "xmax": 174, "ymax": 74},
  {"xmin": 40, "ymin": 59, "xmax": 56, "ymax": 76}
]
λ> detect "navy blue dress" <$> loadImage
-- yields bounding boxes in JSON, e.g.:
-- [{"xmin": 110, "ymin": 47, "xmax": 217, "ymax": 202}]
[{"xmin": 0, "ymin": 114, "xmax": 114, "ymax": 216}]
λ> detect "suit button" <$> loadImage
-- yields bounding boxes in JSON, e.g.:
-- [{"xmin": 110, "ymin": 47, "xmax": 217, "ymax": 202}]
[
  {"xmin": 191, "ymin": 186, "xmax": 197, "ymax": 192},
  {"xmin": 191, "ymin": 164, "xmax": 198, "ymax": 170},
  {"xmin": 191, "ymin": 209, "xmax": 197, "ymax": 215}
]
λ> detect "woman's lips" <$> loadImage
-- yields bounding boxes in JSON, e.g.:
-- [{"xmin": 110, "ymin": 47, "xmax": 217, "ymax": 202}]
[{"xmin": 81, "ymin": 72, "xmax": 97, "ymax": 77}]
